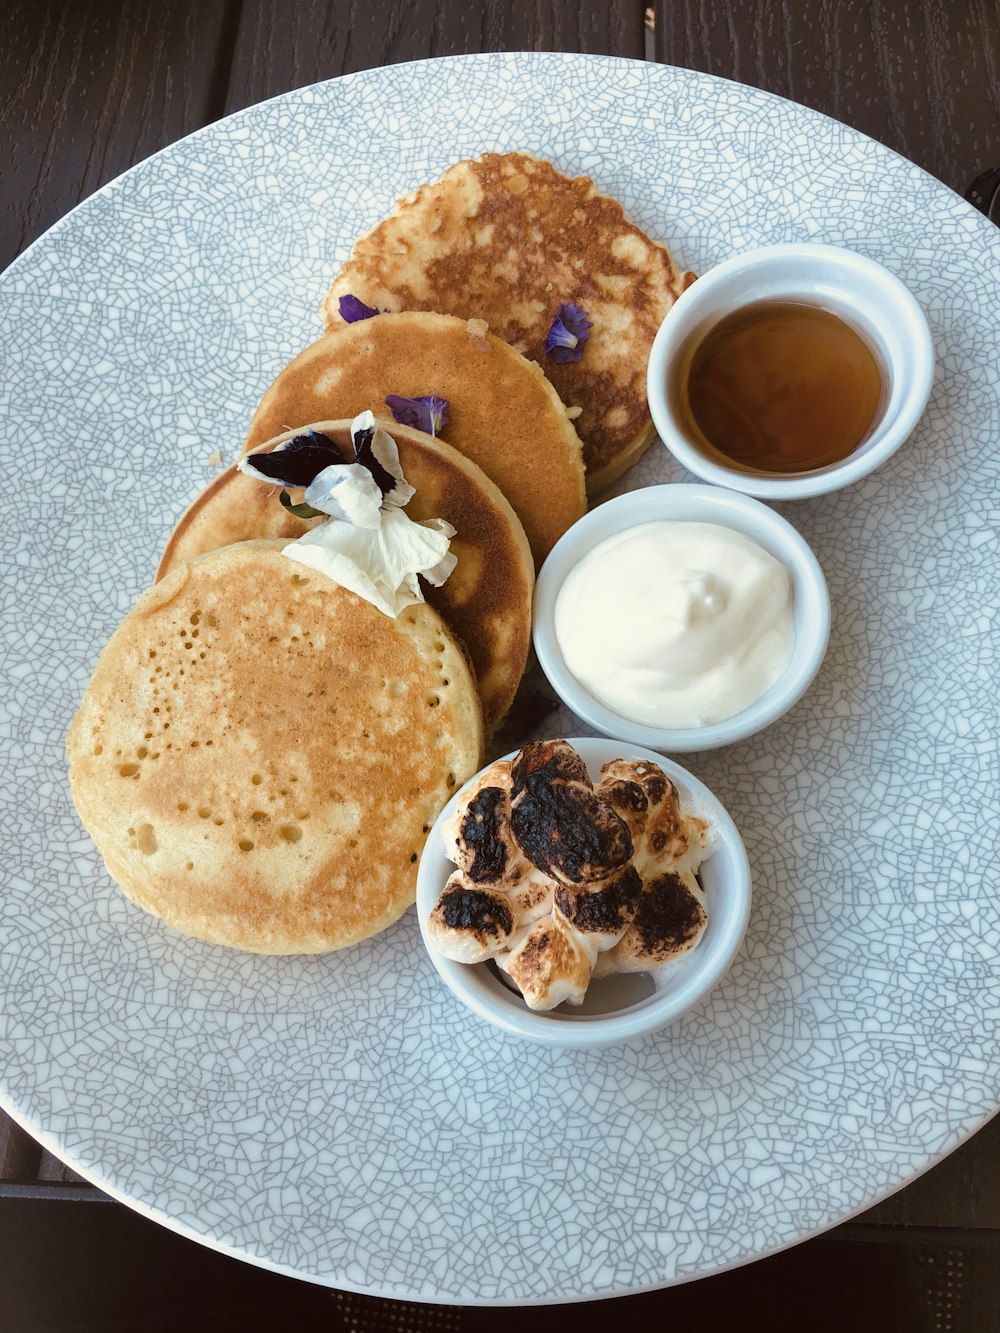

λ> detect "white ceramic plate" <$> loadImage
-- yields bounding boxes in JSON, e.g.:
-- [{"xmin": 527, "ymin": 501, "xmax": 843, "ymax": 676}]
[{"xmin": 1, "ymin": 52, "xmax": 998, "ymax": 1305}]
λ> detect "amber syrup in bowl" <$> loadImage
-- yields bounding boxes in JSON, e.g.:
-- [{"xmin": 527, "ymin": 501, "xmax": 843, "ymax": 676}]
[
  {"xmin": 676, "ymin": 300, "xmax": 886, "ymax": 474},
  {"xmin": 647, "ymin": 244, "xmax": 934, "ymax": 500}
]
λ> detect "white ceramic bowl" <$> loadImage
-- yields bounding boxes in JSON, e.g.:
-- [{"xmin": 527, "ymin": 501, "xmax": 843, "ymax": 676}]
[
  {"xmin": 532, "ymin": 485, "xmax": 830, "ymax": 752},
  {"xmin": 647, "ymin": 243, "xmax": 934, "ymax": 499},
  {"xmin": 416, "ymin": 738, "xmax": 751, "ymax": 1049}
]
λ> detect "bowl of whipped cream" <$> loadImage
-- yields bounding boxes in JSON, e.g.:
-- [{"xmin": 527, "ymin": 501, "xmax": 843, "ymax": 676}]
[
  {"xmin": 416, "ymin": 737, "xmax": 751, "ymax": 1048},
  {"xmin": 532, "ymin": 484, "xmax": 830, "ymax": 752}
]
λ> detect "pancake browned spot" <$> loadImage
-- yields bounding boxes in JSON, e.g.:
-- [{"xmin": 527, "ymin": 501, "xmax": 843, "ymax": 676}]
[
  {"xmin": 322, "ymin": 152, "xmax": 694, "ymax": 493},
  {"xmin": 157, "ymin": 420, "xmax": 533, "ymax": 738},
  {"xmin": 244, "ymin": 311, "xmax": 586, "ymax": 565},
  {"xmin": 66, "ymin": 541, "xmax": 484, "ymax": 954}
]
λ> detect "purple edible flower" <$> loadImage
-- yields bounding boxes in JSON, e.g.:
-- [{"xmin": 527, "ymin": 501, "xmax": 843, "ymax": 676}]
[
  {"xmin": 544, "ymin": 303, "xmax": 592, "ymax": 364},
  {"xmin": 385, "ymin": 394, "xmax": 451, "ymax": 438},
  {"xmin": 351, "ymin": 420, "xmax": 396, "ymax": 497},
  {"xmin": 338, "ymin": 293, "xmax": 381, "ymax": 323},
  {"xmin": 239, "ymin": 429, "xmax": 347, "ymax": 488}
]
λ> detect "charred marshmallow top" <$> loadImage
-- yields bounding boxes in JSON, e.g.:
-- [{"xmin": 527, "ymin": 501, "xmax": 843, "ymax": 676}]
[{"xmin": 427, "ymin": 740, "xmax": 713, "ymax": 1011}]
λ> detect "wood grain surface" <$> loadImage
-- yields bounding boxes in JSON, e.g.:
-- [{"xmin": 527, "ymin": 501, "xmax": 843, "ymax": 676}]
[
  {"xmin": 653, "ymin": 0, "xmax": 1000, "ymax": 194},
  {"xmin": 223, "ymin": 0, "xmax": 644, "ymax": 115},
  {"xmin": 2, "ymin": 0, "xmax": 1000, "ymax": 1264},
  {"xmin": 0, "ymin": 1117, "xmax": 39, "ymax": 1183},
  {"xmin": 1, "ymin": 0, "xmax": 235, "ymax": 274},
  {"xmin": 4, "ymin": 0, "xmax": 998, "ymax": 274}
]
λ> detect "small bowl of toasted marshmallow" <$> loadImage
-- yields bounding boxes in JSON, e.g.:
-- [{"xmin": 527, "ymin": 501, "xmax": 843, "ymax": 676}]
[{"xmin": 416, "ymin": 737, "xmax": 751, "ymax": 1048}]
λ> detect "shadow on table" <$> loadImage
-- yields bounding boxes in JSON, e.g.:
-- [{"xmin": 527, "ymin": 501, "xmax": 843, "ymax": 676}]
[{"xmin": 2, "ymin": 1197, "xmax": 976, "ymax": 1333}]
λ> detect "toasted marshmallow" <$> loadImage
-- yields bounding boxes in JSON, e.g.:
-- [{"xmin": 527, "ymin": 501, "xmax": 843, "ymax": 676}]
[
  {"xmin": 499, "ymin": 864, "xmax": 642, "ymax": 1011},
  {"xmin": 507, "ymin": 869, "xmax": 555, "ymax": 926},
  {"xmin": 430, "ymin": 743, "xmax": 713, "ymax": 1008},
  {"xmin": 598, "ymin": 759, "xmax": 711, "ymax": 874},
  {"xmin": 497, "ymin": 908, "xmax": 597, "ymax": 1009},
  {"xmin": 594, "ymin": 759, "xmax": 651, "ymax": 847},
  {"xmin": 432, "ymin": 761, "xmax": 557, "ymax": 963},
  {"xmin": 510, "ymin": 737, "xmax": 590, "ymax": 788},
  {"xmin": 554, "ymin": 863, "xmax": 643, "ymax": 953},
  {"xmin": 509, "ymin": 739, "xmax": 632, "ymax": 885},
  {"xmin": 440, "ymin": 760, "xmax": 532, "ymax": 890},
  {"xmin": 593, "ymin": 866, "xmax": 708, "ymax": 976},
  {"xmin": 593, "ymin": 759, "xmax": 713, "ymax": 980},
  {"xmin": 427, "ymin": 871, "xmax": 518, "ymax": 962}
]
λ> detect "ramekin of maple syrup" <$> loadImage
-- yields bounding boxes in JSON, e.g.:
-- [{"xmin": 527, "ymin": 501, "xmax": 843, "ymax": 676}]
[{"xmin": 647, "ymin": 244, "xmax": 934, "ymax": 499}]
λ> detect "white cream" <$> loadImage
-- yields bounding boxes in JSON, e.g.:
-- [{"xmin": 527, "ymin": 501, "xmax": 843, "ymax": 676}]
[{"xmin": 554, "ymin": 521, "xmax": 794, "ymax": 729}]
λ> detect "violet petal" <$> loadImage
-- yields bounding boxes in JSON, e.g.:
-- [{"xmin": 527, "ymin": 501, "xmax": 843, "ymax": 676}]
[
  {"xmin": 237, "ymin": 429, "xmax": 348, "ymax": 489},
  {"xmin": 351, "ymin": 416, "xmax": 397, "ymax": 497},
  {"xmin": 385, "ymin": 394, "xmax": 451, "ymax": 437},
  {"xmin": 367, "ymin": 419, "xmax": 416, "ymax": 508},
  {"xmin": 338, "ymin": 294, "xmax": 381, "ymax": 323},
  {"xmin": 544, "ymin": 303, "xmax": 592, "ymax": 364}
]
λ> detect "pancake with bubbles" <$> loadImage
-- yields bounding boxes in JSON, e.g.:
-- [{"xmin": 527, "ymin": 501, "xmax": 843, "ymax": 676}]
[{"xmin": 66, "ymin": 540, "xmax": 484, "ymax": 953}]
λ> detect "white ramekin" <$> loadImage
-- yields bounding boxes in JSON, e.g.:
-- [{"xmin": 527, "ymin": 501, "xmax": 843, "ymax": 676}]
[
  {"xmin": 416, "ymin": 738, "xmax": 751, "ymax": 1049},
  {"xmin": 532, "ymin": 485, "xmax": 830, "ymax": 752},
  {"xmin": 646, "ymin": 243, "xmax": 934, "ymax": 499}
]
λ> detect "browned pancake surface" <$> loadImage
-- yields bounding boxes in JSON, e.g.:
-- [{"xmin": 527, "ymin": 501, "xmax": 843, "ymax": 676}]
[
  {"xmin": 322, "ymin": 152, "xmax": 693, "ymax": 492},
  {"xmin": 157, "ymin": 421, "xmax": 534, "ymax": 737},
  {"xmin": 244, "ymin": 311, "xmax": 585, "ymax": 565},
  {"xmin": 66, "ymin": 541, "xmax": 484, "ymax": 953}
]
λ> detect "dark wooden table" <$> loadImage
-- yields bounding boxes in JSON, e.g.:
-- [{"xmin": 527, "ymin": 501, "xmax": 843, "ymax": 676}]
[{"xmin": 3, "ymin": 2, "xmax": 1000, "ymax": 1328}]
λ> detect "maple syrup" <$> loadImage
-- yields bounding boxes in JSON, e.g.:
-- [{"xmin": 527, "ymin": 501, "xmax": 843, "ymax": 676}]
[{"xmin": 677, "ymin": 300, "xmax": 885, "ymax": 473}]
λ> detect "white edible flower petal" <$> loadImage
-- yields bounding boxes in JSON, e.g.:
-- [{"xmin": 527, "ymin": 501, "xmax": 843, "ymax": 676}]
[
  {"xmin": 370, "ymin": 421, "xmax": 416, "ymax": 508},
  {"xmin": 422, "ymin": 548, "xmax": 458, "ymax": 588},
  {"xmin": 350, "ymin": 409, "xmax": 415, "ymax": 508},
  {"xmin": 283, "ymin": 535, "xmax": 400, "ymax": 618},
  {"xmin": 284, "ymin": 506, "xmax": 456, "ymax": 618},
  {"xmin": 413, "ymin": 518, "xmax": 458, "ymax": 586},
  {"xmin": 293, "ymin": 515, "xmax": 384, "ymax": 565},
  {"xmin": 304, "ymin": 463, "xmax": 383, "ymax": 528},
  {"xmin": 276, "ymin": 419, "xmax": 457, "ymax": 619},
  {"xmin": 395, "ymin": 573, "xmax": 425, "ymax": 611},
  {"xmin": 422, "ymin": 517, "xmax": 457, "ymax": 540},
  {"xmin": 376, "ymin": 509, "xmax": 454, "ymax": 585}
]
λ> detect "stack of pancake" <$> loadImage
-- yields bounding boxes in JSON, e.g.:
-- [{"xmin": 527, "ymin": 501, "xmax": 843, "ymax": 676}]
[
  {"xmin": 323, "ymin": 152, "xmax": 694, "ymax": 492},
  {"xmin": 157, "ymin": 418, "xmax": 535, "ymax": 740},
  {"xmin": 243, "ymin": 311, "xmax": 585, "ymax": 567},
  {"xmin": 67, "ymin": 152, "xmax": 690, "ymax": 954}
]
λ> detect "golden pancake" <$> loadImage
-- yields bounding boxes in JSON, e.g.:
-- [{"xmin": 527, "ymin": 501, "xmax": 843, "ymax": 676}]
[
  {"xmin": 157, "ymin": 419, "xmax": 534, "ymax": 738},
  {"xmin": 322, "ymin": 152, "xmax": 694, "ymax": 493},
  {"xmin": 66, "ymin": 541, "xmax": 484, "ymax": 954},
  {"xmin": 243, "ymin": 311, "xmax": 586, "ymax": 565}
]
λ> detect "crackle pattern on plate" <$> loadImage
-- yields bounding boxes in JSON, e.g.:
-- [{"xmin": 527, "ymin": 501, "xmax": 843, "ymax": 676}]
[{"xmin": 1, "ymin": 52, "xmax": 999, "ymax": 1304}]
